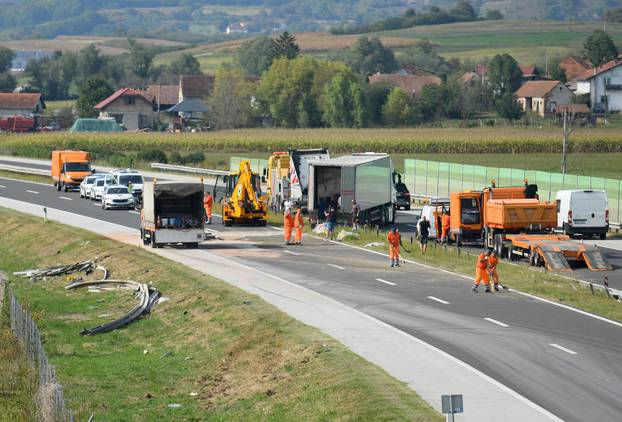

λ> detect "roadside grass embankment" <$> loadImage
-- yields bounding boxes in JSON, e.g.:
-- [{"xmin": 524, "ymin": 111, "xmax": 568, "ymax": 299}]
[{"xmin": 0, "ymin": 207, "xmax": 441, "ymax": 421}]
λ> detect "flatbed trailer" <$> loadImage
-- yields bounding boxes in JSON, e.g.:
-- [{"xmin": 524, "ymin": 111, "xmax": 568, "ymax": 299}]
[{"xmin": 500, "ymin": 233, "xmax": 612, "ymax": 272}]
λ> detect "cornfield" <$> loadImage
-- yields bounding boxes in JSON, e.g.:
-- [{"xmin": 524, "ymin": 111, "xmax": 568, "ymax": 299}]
[{"xmin": 1, "ymin": 128, "xmax": 622, "ymax": 159}]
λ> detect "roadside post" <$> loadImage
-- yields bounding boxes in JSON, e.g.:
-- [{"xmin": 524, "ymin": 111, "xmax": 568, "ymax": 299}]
[
  {"xmin": 43, "ymin": 206, "xmax": 47, "ymax": 223},
  {"xmin": 441, "ymin": 394, "xmax": 463, "ymax": 422}
]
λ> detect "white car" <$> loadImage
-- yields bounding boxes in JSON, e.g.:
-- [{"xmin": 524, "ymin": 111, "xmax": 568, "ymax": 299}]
[
  {"xmin": 112, "ymin": 169, "xmax": 144, "ymax": 196},
  {"xmin": 101, "ymin": 185, "xmax": 135, "ymax": 210},
  {"xmin": 89, "ymin": 175, "xmax": 115, "ymax": 202},
  {"xmin": 79, "ymin": 175, "xmax": 98, "ymax": 199}
]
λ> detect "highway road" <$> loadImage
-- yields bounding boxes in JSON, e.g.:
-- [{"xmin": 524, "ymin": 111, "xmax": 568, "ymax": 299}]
[{"xmin": 2, "ymin": 173, "xmax": 622, "ymax": 422}]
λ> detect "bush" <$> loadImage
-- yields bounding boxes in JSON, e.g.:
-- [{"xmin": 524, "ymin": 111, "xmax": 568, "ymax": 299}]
[
  {"xmin": 108, "ymin": 154, "xmax": 134, "ymax": 168},
  {"xmin": 183, "ymin": 151, "xmax": 205, "ymax": 165},
  {"xmin": 137, "ymin": 148, "xmax": 167, "ymax": 164}
]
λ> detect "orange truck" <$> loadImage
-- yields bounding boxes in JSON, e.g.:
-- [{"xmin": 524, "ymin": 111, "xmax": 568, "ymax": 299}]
[{"xmin": 51, "ymin": 150, "xmax": 92, "ymax": 191}]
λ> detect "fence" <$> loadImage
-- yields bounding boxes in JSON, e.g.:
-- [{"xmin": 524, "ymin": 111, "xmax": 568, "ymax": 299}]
[
  {"xmin": 404, "ymin": 159, "xmax": 622, "ymax": 226},
  {"xmin": 229, "ymin": 156, "xmax": 268, "ymax": 176},
  {"xmin": 1, "ymin": 276, "xmax": 73, "ymax": 422}
]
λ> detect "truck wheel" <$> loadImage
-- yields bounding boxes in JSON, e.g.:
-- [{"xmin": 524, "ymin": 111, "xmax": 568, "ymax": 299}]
[
  {"xmin": 405, "ymin": 204, "xmax": 411, "ymax": 211},
  {"xmin": 599, "ymin": 233, "xmax": 607, "ymax": 240},
  {"xmin": 563, "ymin": 223, "xmax": 572, "ymax": 237}
]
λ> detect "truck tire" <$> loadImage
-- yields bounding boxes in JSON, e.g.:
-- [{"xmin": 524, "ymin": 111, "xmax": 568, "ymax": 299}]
[
  {"xmin": 599, "ymin": 232, "xmax": 607, "ymax": 240},
  {"xmin": 186, "ymin": 242, "xmax": 199, "ymax": 249}
]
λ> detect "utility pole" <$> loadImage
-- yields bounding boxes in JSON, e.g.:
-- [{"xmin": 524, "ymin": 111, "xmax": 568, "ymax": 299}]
[{"xmin": 561, "ymin": 109, "xmax": 568, "ymax": 174}]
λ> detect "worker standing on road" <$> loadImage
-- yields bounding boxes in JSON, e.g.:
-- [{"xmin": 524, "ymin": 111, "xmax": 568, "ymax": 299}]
[
  {"xmin": 284, "ymin": 207, "xmax": 294, "ymax": 245},
  {"xmin": 441, "ymin": 210, "xmax": 451, "ymax": 244},
  {"xmin": 472, "ymin": 250, "xmax": 491, "ymax": 293},
  {"xmin": 294, "ymin": 206, "xmax": 304, "ymax": 246},
  {"xmin": 203, "ymin": 191, "xmax": 213, "ymax": 224},
  {"xmin": 351, "ymin": 199, "xmax": 360, "ymax": 231},
  {"xmin": 417, "ymin": 216, "xmax": 431, "ymax": 254},
  {"xmin": 488, "ymin": 251, "xmax": 501, "ymax": 292},
  {"xmin": 387, "ymin": 227, "xmax": 401, "ymax": 267}
]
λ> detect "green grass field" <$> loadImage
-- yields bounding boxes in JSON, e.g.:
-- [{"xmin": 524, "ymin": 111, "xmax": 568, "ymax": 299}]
[{"xmin": 0, "ymin": 207, "xmax": 440, "ymax": 421}]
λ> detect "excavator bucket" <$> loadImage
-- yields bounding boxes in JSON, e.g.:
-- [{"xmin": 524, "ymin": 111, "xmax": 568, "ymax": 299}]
[{"xmin": 581, "ymin": 249, "xmax": 613, "ymax": 271}]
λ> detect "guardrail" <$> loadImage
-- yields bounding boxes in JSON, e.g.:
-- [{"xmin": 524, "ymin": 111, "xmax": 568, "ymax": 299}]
[
  {"xmin": 0, "ymin": 163, "xmax": 49, "ymax": 176},
  {"xmin": 150, "ymin": 163, "xmax": 229, "ymax": 177}
]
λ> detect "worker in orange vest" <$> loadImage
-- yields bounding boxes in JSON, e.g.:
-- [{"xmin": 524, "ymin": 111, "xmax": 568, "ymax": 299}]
[
  {"xmin": 203, "ymin": 191, "xmax": 213, "ymax": 224},
  {"xmin": 441, "ymin": 210, "xmax": 451, "ymax": 244},
  {"xmin": 387, "ymin": 227, "xmax": 401, "ymax": 267},
  {"xmin": 472, "ymin": 250, "xmax": 491, "ymax": 293},
  {"xmin": 488, "ymin": 251, "xmax": 501, "ymax": 292},
  {"xmin": 294, "ymin": 206, "xmax": 304, "ymax": 245},
  {"xmin": 284, "ymin": 207, "xmax": 294, "ymax": 245}
]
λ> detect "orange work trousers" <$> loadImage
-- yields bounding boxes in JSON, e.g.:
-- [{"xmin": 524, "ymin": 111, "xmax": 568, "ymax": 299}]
[
  {"xmin": 284, "ymin": 227, "xmax": 293, "ymax": 242},
  {"xmin": 295, "ymin": 227, "xmax": 303, "ymax": 243},
  {"xmin": 474, "ymin": 268, "xmax": 490, "ymax": 285},
  {"xmin": 490, "ymin": 270, "xmax": 499, "ymax": 283},
  {"xmin": 441, "ymin": 227, "xmax": 449, "ymax": 240},
  {"xmin": 389, "ymin": 245, "xmax": 400, "ymax": 260}
]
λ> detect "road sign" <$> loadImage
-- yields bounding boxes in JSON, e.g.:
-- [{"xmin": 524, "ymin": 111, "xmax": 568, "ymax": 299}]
[{"xmin": 441, "ymin": 394, "xmax": 464, "ymax": 413}]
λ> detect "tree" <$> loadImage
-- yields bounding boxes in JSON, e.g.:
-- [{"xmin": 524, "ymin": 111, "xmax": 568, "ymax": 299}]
[
  {"xmin": 342, "ymin": 37, "xmax": 398, "ymax": 75},
  {"xmin": 128, "ymin": 39, "xmax": 155, "ymax": 79},
  {"xmin": 486, "ymin": 9, "xmax": 503, "ymax": 20},
  {"xmin": 0, "ymin": 46, "xmax": 15, "ymax": 73},
  {"xmin": 170, "ymin": 53, "xmax": 202, "ymax": 76},
  {"xmin": 451, "ymin": 1, "xmax": 477, "ymax": 21},
  {"xmin": 78, "ymin": 44, "xmax": 105, "ymax": 80},
  {"xmin": 398, "ymin": 40, "xmax": 459, "ymax": 75},
  {"xmin": 604, "ymin": 8, "xmax": 622, "ymax": 23},
  {"xmin": 271, "ymin": 32, "xmax": 300, "ymax": 60},
  {"xmin": 495, "ymin": 92, "xmax": 522, "ymax": 120},
  {"xmin": 76, "ymin": 77, "xmax": 113, "ymax": 118},
  {"xmin": 549, "ymin": 63, "xmax": 567, "ymax": 83},
  {"xmin": 420, "ymin": 82, "xmax": 463, "ymax": 120},
  {"xmin": 320, "ymin": 71, "xmax": 366, "ymax": 127},
  {"xmin": 236, "ymin": 36, "xmax": 276, "ymax": 76},
  {"xmin": 365, "ymin": 82, "xmax": 392, "ymax": 126},
  {"xmin": 582, "ymin": 29, "xmax": 619, "ymax": 68},
  {"xmin": 488, "ymin": 53, "xmax": 523, "ymax": 94},
  {"xmin": 208, "ymin": 67, "xmax": 257, "ymax": 129},
  {"xmin": 0, "ymin": 73, "xmax": 16, "ymax": 92},
  {"xmin": 382, "ymin": 88, "xmax": 419, "ymax": 126}
]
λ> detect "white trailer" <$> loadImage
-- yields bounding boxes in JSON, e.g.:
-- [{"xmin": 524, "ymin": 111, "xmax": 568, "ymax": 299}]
[
  {"xmin": 289, "ymin": 148, "xmax": 330, "ymax": 207},
  {"xmin": 141, "ymin": 181, "xmax": 205, "ymax": 248},
  {"xmin": 308, "ymin": 153, "xmax": 396, "ymax": 225}
]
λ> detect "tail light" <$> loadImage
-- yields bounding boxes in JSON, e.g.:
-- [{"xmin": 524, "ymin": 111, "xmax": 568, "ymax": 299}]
[
  {"xmin": 568, "ymin": 210, "xmax": 572, "ymax": 224},
  {"xmin": 605, "ymin": 209, "xmax": 609, "ymax": 224},
  {"xmin": 405, "ymin": 192, "xmax": 411, "ymax": 198}
]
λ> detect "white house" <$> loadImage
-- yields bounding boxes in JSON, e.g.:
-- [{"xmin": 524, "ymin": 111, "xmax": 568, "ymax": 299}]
[
  {"xmin": 515, "ymin": 80, "xmax": 575, "ymax": 117},
  {"xmin": 575, "ymin": 60, "xmax": 622, "ymax": 112}
]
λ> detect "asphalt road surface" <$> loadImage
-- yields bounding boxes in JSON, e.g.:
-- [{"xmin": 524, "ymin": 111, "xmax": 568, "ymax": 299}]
[{"xmin": 2, "ymin": 174, "xmax": 622, "ymax": 421}]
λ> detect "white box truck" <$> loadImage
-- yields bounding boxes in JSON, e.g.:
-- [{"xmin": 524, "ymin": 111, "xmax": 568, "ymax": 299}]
[
  {"xmin": 556, "ymin": 190, "xmax": 608, "ymax": 239},
  {"xmin": 289, "ymin": 148, "xmax": 330, "ymax": 208},
  {"xmin": 141, "ymin": 181, "xmax": 205, "ymax": 248},
  {"xmin": 308, "ymin": 153, "xmax": 396, "ymax": 225}
]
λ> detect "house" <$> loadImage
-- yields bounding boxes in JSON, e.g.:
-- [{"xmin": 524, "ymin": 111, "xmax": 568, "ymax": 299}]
[
  {"xmin": 226, "ymin": 22, "xmax": 248, "ymax": 35},
  {"xmin": 457, "ymin": 71, "xmax": 480, "ymax": 86},
  {"xmin": 559, "ymin": 56, "xmax": 590, "ymax": 81},
  {"xmin": 368, "ymin": 73, "xmax": 442, "ymax": 97},
  {"xmin": 575, "ymin": 60, "xmax": 622, "ymax": 112},
  {"xmin": 515, "ymin": 80, "xmax": 574, "ymax": 117},
  {"xmin": 471, "ymin": 64, "xmax": 544, "ymax": 87},
  {"xmin": 179, "ymin": 75, "xmax": 215, "ymax": 101},
  {"xmin": 94, "ymin": 88, "xmax": 156, "ymax": 131},
  {"xmin": 519, "ymin": 65, "xmax": 544, "ymax": 82},
  {"xmin": 146, "ymin": 85, "xmax": 180, "ymax": 110},
  {"xmin": 0, "ymin": 92, "xmax": 45, "ymax": 118}
]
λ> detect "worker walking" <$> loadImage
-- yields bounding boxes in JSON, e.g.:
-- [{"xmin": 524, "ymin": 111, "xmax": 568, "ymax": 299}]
[
  {"xmin": 203, "ymin": 191, "xmax": 213, "ymax": 224},
  {"xmin": 387, "ymin": 227, "xmax": 401, "ymax": 267},
  {"xmin": 472, "ymin": 250, "xmax": 491, "ymax": 293},
  {"xmin": 284, "ymin": 207, "xmax": 294, "ymax": 245},
  {"xmin": 441, "ymin": 210, "xmax": 451, "ymax": 244},
  {"xmin": 488, "ymin": 251, "xmax": 501, "ymax": 292},
  {"xmin": 294, "ymin": 206, "xmax": 304, "ymax": 246}
]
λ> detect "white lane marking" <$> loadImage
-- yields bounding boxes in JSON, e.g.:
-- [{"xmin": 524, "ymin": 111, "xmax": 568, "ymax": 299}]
[
  {"xmin": 407, "ymin": 224, "xmax": 419, "ymax": 229},
  {"xmin": 376, "ymin": 278, "xmax": 396, "ymax": 286},
  {"xmin": 59, "ymin": 196, "xmax": 72, "ymax": 201},
  {"xmin": 26, "ymin": 190, "xmax": 39, "ymax": 194},
  {"xmin": 0, "ymin": 184, "xmax": 6, "ymax": 188},
  {"xmin": 484, "ymin": 317, "xmax": 509, "ymax": 328},
  {"xmin": 427, "ymin": 296, "xmax": 450, "ymax": 305},
  {"xmin": 128, "ymin": 210, "xmax": 140, "ymax": 215},
  {"xmin": 328, "ymin": 263, "xmax": 345, "ymax": 270},
  {"xmin": 549, "ymin": 343, "xmax": 578, "ymax": 355},
  {"xmin": 284, "ymin": 250, "xmax": 301, "ymax": 256}
]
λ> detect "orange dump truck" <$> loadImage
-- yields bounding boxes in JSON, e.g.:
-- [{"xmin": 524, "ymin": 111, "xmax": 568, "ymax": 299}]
[{"xmin": 51, "ymin": 150, "xmax": 92, "ymax": 192}]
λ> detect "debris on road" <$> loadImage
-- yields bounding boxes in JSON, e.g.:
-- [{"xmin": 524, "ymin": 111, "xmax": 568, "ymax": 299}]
[
  {"xmin": 13, "ymin": 260, "xmax": 106, "ymax": 280},
  {"xmin": 364, "ymin": 242, "xmax": 384, "ymax": 248},
  {"xmin": 337, "ymin": 230, "xmax": 359, "ymax": 241}
]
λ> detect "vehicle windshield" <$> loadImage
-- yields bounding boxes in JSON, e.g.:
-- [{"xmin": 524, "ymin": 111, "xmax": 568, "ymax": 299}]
[
  {"xmin": 96, "ymin": 179, "xmax": 105, "ymax": 186},
  {"xmin": 395, "ymin": 183, "xmax": 408, "ymax": 193},
  {"xmin": 119, "ymin": 175, "xmax": 143, "ymax": 185},
  {"xmin": 64, "ymin": 162, "xmax": 91, "ymax": 172},
  {"xmin": 107, "ymin": 187, "xmax": 129, "ymax": 194},
  {"xmin": 84, "ymin": 177, "xmax": 96, "ymax": 185},
  {"xmin": 460, "ymin": 198, "xmax": 480, "ymax": 225}
]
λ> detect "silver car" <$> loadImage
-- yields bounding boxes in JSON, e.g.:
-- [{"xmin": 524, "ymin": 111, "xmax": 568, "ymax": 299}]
[
  {"xmin": 89, "ymin": 175, "xmax": 115, "ymax": 202},
  {"xmin": 79, "ymin": 175, "xmax": 97, "ymax": 199},
  {"xmin": 101, "ymin": 185, "xmax": 135, "ymax": 210}
]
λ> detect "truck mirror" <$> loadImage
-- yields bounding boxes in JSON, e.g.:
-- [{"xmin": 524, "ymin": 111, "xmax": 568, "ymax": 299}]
[{"xmin": 263, "ymin": 168, "xmax": 267, "ymax": 176}]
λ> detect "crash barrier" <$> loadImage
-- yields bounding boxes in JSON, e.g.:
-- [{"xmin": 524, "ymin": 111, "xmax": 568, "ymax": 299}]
[
  {"xmin": 151, "ymin": 163, "xmax": 229, "ymax": 177},
  {"xmin": 229, "ymin": 156, "xmax": 268, "ymax": 176},
  {"xmin": 0, "ymin": 163, "xmax": 49, "ymax": 176},
  {"xmin": 404, "ymin": 159, "xmax": 622, "ymax": 226},
  {"xmin": 1, "ymin": 275, "xmax": 74, "ymax": 422}
]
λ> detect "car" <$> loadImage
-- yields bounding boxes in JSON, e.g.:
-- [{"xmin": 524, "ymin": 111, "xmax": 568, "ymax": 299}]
[
  {"xmin": 79, "ymin": 175, "xmax": 98, "ymax": 199},
  {"xmin": 101, "ymin": 185, "xmax": 135, "ymax": 210},
  {"xmin": 395, "ymin": 182, "xmax": 411, "ymax": 210},
  {"xmin": 89, "ymin": 174, "xmax": 115, "ymax": 202},
  {"xmin": 112, "ymin": 169, "xmax": 145, "ymax": 196}
]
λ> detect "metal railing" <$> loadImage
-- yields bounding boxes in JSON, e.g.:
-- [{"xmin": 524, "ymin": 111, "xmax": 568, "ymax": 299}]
[
  {"xmin": 150, "ymin": 163, "xmax": 229, "ymax": 177},
  {"xmin": 0, "ymin": 163, "xmax": 49, "ymax": 176}
]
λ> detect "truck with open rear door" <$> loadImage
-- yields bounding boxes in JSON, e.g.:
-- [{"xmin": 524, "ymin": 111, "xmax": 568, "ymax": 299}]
[{"xmin": 141, "ymin": 181, "xmax": 205, "ymax": 249}]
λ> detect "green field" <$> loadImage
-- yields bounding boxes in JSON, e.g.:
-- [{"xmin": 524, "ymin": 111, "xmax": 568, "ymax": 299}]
[{"xmin": 0, "ymin": 208, "xmax": 440, "ymax": 421}]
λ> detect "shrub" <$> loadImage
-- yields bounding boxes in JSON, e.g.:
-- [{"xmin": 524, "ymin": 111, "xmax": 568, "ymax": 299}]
[
  {"xmin": 108, "ymin": 154, "xmax": 134, "ymax": 168},
  {"xmin": 137, "ymin": 148, "xmax": 167, "ymax": 164}
]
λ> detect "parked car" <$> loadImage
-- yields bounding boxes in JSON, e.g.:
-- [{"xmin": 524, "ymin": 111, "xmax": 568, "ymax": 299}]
[
  {"xmin": 112, "ymin": 169, "xmax": 145, "ymax": 196},
  {"xmin": 101, "ymin": 185, "xmax": 135, "ymax": 210},
  {"xmin": 556, "ymin": 190, "xmax": 609, "ymax": 239},
  {"xmin": 79, "ymin": 175, "xmax": 98, "ymax": 199},
  {"xmin": 395, "ymin": 181, "xmax": 411, "ymax": 210},
  {"xmin": 89, "ymin": 174, "xmax": 115, "ymax": 202}
]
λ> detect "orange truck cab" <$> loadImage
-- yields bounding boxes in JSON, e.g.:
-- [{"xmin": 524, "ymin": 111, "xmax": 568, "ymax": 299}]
[{"xmin": 51, "ymin": 150, "xmax": 92, "ymax": 192}]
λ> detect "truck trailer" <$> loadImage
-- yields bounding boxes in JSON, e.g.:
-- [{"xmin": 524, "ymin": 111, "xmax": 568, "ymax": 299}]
[
  {"xmin": 308, "ymin": 153, "xmax": 396, "ymax": 225},
  {"xmin": 140, "ymin": 181, "xmax": 205, "ymax": 248}
]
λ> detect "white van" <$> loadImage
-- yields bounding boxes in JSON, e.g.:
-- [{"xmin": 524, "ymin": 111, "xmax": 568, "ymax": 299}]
[
  {"xmin": 556, "ymin": 190, "xmax": 608, "ymax": 239},
  {"xmin": 416, "ymin": 199, "xmax": 450, "ymax": 239}
]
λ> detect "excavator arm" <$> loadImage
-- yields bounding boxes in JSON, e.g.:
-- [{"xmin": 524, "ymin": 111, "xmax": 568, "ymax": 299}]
[{"xmin": 223, "ymin": 160, "xmax": 267, "ymax": 224}]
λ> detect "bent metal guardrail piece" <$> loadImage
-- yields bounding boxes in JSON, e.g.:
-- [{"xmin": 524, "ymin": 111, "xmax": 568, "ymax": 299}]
[
  {"xmin": 14, "ymin": 261, "xmax": 97, "ymax": 280},
  {"xmin": 151, "ymin": 162, "xmax": 229, "ymax": 176},
  {"xmin": 65, "ymin": 279, "xmax": 160, "ymax": 336}
]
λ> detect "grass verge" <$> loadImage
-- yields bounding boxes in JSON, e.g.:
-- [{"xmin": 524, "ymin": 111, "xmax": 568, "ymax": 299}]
[
  {"xmin": 0, "ymin": 206, "xmax": 441, "ymax": 422},
  {"xmin": 0, "ymin": 170, "xmax": 51, "ymax": 185}
]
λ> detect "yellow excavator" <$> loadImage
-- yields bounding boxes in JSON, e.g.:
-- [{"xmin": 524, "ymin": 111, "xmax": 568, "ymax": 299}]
[{"xmin": 222, "ymin": 160, "xmax": 268, "ymax": 226}]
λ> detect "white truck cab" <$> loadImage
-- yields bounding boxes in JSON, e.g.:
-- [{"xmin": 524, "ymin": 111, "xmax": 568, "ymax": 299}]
[{"xmin": 556, "ymin": 190, "xmax": 608, "ymax": 239}]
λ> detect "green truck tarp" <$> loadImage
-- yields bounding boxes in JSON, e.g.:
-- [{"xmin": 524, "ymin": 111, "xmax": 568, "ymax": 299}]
[{"xmin": 70, "ymin": 118, "xmax": 123, "ymax": 132}]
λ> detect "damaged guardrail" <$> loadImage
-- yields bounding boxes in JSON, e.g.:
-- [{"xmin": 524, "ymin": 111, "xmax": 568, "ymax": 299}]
[{"xmin": 14, "ymin": 261, "xmax": 159, "ymax": 335}]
